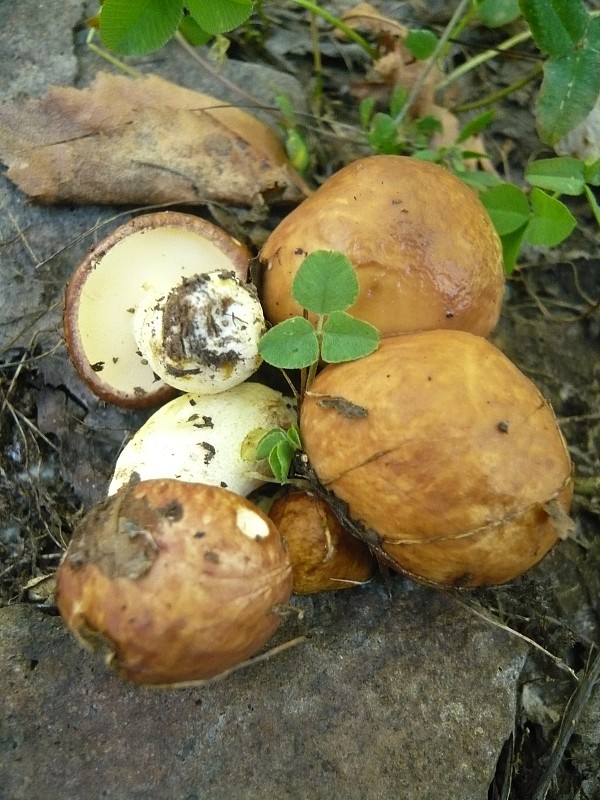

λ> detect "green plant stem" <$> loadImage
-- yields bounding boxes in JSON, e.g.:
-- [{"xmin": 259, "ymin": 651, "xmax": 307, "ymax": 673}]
[
  {"xmin": 574, "ymin": 474, "xmax": 600, "ymax": 498},
  {"xmin": 437, "ymin": 28, "xmax": 532, "ymax": 92},
  {"xmin": 85, "ymin": 29, "xmax": 142, "ymax": 77},
  {"xmin": 290, "ymin": 0, "xmax": 377, "ymax": 58},
  {"xmin": 438, "ymin": 0, "xmax": 481, "ymax": 60},
  {"xmin": 451, "ymin": 63, "xmax": 543, "ymax": 112},
  {"xmin": 395, "ymin": 0, "xmax": 472, "ymax": 127},
  {"xmin": 303, "ymin": 314, "xmax": 324, "ymax": 393}
]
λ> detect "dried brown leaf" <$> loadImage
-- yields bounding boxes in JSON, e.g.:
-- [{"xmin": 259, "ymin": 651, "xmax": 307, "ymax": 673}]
[{"xmin": 0, "ymin": 72, "xmax": 308, "ymax": 207}]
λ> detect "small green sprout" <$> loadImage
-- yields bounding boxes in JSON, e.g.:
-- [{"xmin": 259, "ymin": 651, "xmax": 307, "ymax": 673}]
[
  {"xmin": 256, "ymin": 250, "xmax": 380, "ymax": 482},
  {"xmin": 255, "ymin": 424, "xmax": 302, "ymax": 484}
]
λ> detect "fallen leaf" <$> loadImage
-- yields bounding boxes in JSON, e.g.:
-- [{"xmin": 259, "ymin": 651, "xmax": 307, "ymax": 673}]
[{"xmin": 0, "ymin": 72, "xmax": 308, "ymax": 207}]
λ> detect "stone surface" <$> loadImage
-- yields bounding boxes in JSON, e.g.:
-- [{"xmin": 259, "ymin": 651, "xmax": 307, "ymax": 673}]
[{"xmin": 1, "ymin": 586, "xmax": 526, "ymax": 800}]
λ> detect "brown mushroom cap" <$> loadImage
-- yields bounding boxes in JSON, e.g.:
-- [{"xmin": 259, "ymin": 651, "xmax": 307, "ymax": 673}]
[
  {"xmin": 64, "ymin": 212, "xmax": 251, "ymax": 408},
  {"xmin": 269, "ymin": 490, "xmax": 375, "ymax": 594},
  {"xmin": 300, "ymin": 331, "xmax": 573, "ymax": 587},
  {"xmin": 260, "ymin": 155, "xmax": 505, "ymax": 337},
  {"xmin": 56, "ymin": 479, "xmax": 293, "ymax": 686}
]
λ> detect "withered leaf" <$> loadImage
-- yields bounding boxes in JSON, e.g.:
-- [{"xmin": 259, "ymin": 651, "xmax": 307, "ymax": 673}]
[{"xmin": 0, "ymin": 72, "xmax": 308, "ymax": 207}]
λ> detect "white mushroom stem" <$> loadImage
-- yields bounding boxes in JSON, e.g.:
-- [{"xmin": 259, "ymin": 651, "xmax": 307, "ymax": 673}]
[
  {"xmin": 133, "ymin": 270, "xmax": 266, "ymax": 394},
  {"xmin": 108, "ymin": 383, "xmax": 297, "ymax": 497}
]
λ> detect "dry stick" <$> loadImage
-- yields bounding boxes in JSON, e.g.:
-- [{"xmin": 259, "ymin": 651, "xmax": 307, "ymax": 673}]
[
  {"xmin": 532, "ymin": 646, "xmax": 600, "ymax": 800},
  {"xmin": 175, "ymin": 33, "xmax": 266, "ymax": 110},
  {"xmin": 445, "ymin": 591, "xmax": 579, "ymax": 683}
]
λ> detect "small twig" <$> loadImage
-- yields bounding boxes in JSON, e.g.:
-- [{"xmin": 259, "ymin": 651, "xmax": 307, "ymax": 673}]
[
  {"xmin": 85, "ymin": 28, "xmax": 142, "ymax": 77},
  {"xmin": 175, "ymin": 33, "xmax": 267, "ymax": 109},
  {"xmin": 445, "ymin": 592, "xmax": 579, "ymax": 683},
  {"xmin": 451, "ymin": 64, "xmax": 542, "ymax": 113},
  {"xmin": 152, "ymin": 635, "xmax": 307, "ymax": 690}
]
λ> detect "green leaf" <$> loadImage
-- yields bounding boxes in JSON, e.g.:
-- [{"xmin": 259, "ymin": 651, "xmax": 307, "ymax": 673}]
[
  {"xmin": 292, "ymin": 251, "xmax": 359, "ymax": 315},
  {"xmin": 286, "ymin": 424, "xmax": 302, "ymax": 450},
  {"xmin": 478, "ymin": 0, "xmax": 521, "ymax": 28},
  {"xmin": 185, "ymin": 0, "xmax": 253, "ymax": 34},
  {"xmin": 457, "ymin": 110, "xmax": 494, "ymax": 144},
  {"xmin": 519, "ymin": 0, "xmax": 589, "ymax": 56},
  {"xmin": 499, "ymin": 223, "xmax": 529, "ymax": 273},
  {"xmin": 536, "ymin": 32, "xmax": 600, "ymax": 145},
  {"xmin": 178, "ymin": 14, "xmax": 211, "ymax": 46},
  {"xmin": 584, "ymin": 158, "xmax": 600, "ymax": 187},
  {"xmin": 525, "ymin": 188, "xmax": 577, "ymax": 246},
  {"xmin": 584, "ymin": 185, "xmax": 600, "ymax": 226},
  {"xmin": 275, "ymin": 93, "xmax": 296, "ymax": 124},
  {"xmin": 404, "ymin": 29, "xmax": 438, "ymax": 60},
  {"xmin": 412, "ymin": 149, "xmax": 443, "ymax": 162},
  {"xmin": 525, "ymin": 157, "xmax": 586, "ymax": 195},
  {"xmin": 285, "ymin": 129, "xmax": 310, "ymax": 173},
  {"xmin": 258, "ymin": 317, "xmax": 319, "ymax": 369},
  {"xmin": 321, "ymin": 311, "xmax": 380, "ymax": 364},
  {"xmin": 268, "ymin": 440, "xmax": 295, "ymax": 483},
  {"xmin": 368, "ymin": 113, "xmax": 401, "ymax": 154},
  {"xmin": 100, "ymin": 0, "xmax": 183, "ymax": 55},
  {"xmin": 359, "ymin": 97, "xmax": 376, "ymax": 131},
  {"xmin": 481, "ymin": 184, "xmax": 531, "ymax": 235},
  {"xmin": 457, "ymin": 170, "xmax": 503, "ymax": 191},
  {"xmin": 255, "ymin": 428, "xmax": 287, "ymax": 460}
]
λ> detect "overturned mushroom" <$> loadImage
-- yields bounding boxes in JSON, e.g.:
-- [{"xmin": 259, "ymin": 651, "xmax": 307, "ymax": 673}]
[
  {"xmin": 64, "ymin": 211, "xmax": 251, "ymax": 408},
  {"xmin": 109, "ymin": 382, "xmax": 297, "ymax": 497}
]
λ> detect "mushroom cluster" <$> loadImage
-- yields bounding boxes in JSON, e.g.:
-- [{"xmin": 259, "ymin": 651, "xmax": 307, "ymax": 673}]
[{"xmin": 57, "ymin": 157, "xmax": 573, "ymax": 687}]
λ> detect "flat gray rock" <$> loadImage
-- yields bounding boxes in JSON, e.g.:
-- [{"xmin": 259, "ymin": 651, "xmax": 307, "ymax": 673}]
[{"xmin": 1, "ymin": 587, "xmax": 525, "ymax": 800}]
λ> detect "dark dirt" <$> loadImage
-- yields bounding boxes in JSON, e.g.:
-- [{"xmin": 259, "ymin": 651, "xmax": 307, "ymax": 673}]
[{"xmin": 1, "ymin": 2, "xmax": 599, "ymax": 799}]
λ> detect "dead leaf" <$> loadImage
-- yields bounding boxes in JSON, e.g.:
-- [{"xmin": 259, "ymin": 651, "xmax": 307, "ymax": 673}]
[{"xmin": 0, "ymin": 72, "xmax": 308, "ymax": 207}]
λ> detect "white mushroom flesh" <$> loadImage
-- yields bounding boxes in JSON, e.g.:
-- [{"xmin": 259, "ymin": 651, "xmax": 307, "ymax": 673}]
[
  {"xmin": 108, "ymin": 383, "xmax": 297, "ymax": 497},
  {"xmin": 75, "ymin": 227, "xmax": 246, "ymax": 400},
  {"xmin": 134, "ymin": 270, "xmax": 266, "ymax": 393}
]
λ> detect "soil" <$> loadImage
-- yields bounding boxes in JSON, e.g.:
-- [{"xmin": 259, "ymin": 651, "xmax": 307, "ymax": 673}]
[{"xmin": 1, "ymin": 2, "xmax": 599, "ymax": 799}]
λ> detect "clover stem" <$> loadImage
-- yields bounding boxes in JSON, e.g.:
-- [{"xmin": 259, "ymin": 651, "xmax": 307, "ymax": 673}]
[
  {"xmin": 291, "ymin": 0, "xmax": 377, "ymax": 58},
  {"xmin": 304, "ymin": 314, "xmax": 325, "ymax": 394}
]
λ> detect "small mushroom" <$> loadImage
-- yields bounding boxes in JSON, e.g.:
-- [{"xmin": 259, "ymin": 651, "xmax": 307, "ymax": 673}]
[
  {"xmin": 109, "ymin": 382, "xmax": 297, "ymax": 497},
  {"xmin": 133, "ymin": 269, "xmax": 265, "ymax": 394},
  {"xmin": 64, "ymin": 212, "xmax": 251, "ymax": 408},
  {"xmin": 260, "ymin": 155, "xmax": 505, "ymax": 338},
  {"xmin": 269, "ymin": 490, "xmax": 375, "ymax": 594},
  {"xmin": 55, "ymin": 479, "xmax": 293, "ymax": 686}
]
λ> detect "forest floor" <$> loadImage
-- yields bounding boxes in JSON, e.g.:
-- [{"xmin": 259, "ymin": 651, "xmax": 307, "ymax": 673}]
[{"xmin": 1, "ymin": 2, "xmax": 599, "ymax": 799}]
